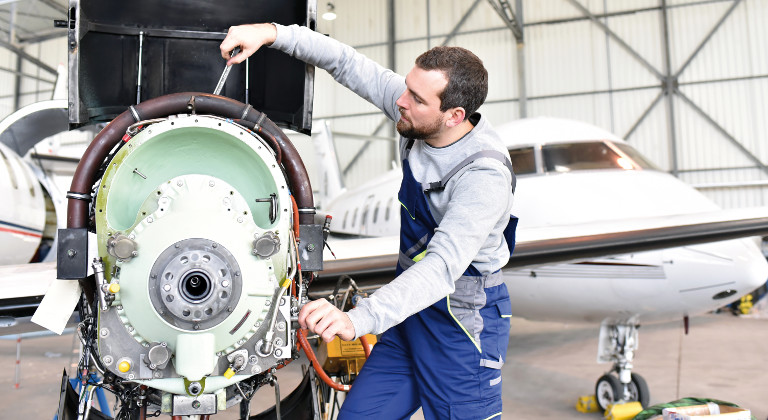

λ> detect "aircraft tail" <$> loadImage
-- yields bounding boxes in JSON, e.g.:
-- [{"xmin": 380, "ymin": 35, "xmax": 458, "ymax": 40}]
[{"xmin": 312, "ymin": 120, "xmax": 346, "ymax": 208}]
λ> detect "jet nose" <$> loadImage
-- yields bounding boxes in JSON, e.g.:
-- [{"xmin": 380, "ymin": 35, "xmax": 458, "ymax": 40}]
[{"xmin": 667, "ymin": 238, "xmax": 768, "ymax": 311}]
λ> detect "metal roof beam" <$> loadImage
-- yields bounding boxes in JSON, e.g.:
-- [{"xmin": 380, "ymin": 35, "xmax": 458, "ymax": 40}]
[
  {"xmin": 485, "ymin": 0, "xmax": 522, "ymax": 41},
  {"xmin": 566, "ymin": 0, "xmax": 665, "ymax": 81},
  {"xmin": 0, "ymin": 39, "xmax": 56, "ymax": 74},
  {"xmin": 675, "ymin": 0, "xmax": 742, "ymax": 78},
  {"xmin": 37, "ymin": 0, "xmax": 67, "ymax": 16},
  {"xmin": 676, "ymin": 89, "xmax": 768, "ymax": 176}
]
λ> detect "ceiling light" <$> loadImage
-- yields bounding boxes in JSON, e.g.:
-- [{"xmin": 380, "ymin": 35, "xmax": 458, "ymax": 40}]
[{"xmin": 322, "ymin": 2, "xmax": 337, "ymax": 21}]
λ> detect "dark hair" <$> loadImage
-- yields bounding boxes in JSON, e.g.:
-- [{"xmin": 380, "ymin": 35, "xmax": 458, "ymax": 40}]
[{"xmin": 414, "ymin": 46, "xmax": 488, "ymax": 119}]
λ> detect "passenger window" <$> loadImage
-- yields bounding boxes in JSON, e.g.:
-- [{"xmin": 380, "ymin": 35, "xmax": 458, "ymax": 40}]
[
  {"xmin": 352, "ymin": 208, "xmax": 358, "ymax": 227},
  {"xmin": 385, "ymin": 198, "xmax": 393, "ymax": 221},
  {"xmin": 373, "ymin": 201, "xmax": 380, "ymax": 223}
]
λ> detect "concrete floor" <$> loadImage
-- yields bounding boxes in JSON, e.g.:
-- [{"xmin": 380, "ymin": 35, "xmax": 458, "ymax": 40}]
[{"xmin": 2, "ymin": 310, "xmax": 766, "ymax": 419}]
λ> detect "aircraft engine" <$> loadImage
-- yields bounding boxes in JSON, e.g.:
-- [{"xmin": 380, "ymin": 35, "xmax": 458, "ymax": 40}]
[{"xmin": 56, "ymin": 93, "xmax": 323, "ymax": 417}]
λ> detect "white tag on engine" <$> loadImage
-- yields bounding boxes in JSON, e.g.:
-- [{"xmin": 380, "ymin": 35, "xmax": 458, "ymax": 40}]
[{"xmin": 31, "ymin": 279, "xmax": 81, "ymax": 334}]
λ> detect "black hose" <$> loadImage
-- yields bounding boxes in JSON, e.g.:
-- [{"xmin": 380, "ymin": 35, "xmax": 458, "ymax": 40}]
[{"xmin": 67, "ymin": 93, "xmax": 315, "ymax": 229}]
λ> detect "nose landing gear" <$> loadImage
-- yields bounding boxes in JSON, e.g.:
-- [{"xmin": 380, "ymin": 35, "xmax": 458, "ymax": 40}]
[{"xmin": 595, "ymin": 322, "xmax": 650, "ymax": 411}]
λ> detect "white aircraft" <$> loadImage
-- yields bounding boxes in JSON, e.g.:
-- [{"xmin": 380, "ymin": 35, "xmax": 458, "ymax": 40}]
[
  {"xmin": 310, "ymin": 117, "xmax": 768, "ymax": 410},
  {"xmin": 0, "ymin": 100, "xmax": 81, "ymax": 327},
  {"xmin": 0, "ymin": 141, "xmax": 47, "ymax": 265}
]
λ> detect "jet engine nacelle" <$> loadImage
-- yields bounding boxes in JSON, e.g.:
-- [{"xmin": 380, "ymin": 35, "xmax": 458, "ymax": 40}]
[{"xmin": 57, "ymin": 93, "xmax": 321, "ymax": 416}]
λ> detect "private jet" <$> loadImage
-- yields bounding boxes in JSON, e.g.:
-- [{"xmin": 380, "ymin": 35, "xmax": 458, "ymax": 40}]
[{"xmin": 312, "ymin": 117, "xmax": 768, "ymax": 410}]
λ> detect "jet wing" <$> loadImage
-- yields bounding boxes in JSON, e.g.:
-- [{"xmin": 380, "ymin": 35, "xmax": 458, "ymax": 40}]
[
  {"xmin": 319, "ymin": 207, "xmax": 768, "ymax": 279},
  {"xmin": 2, "ymin": 208, "xmax": 767, "ymax": 333}
]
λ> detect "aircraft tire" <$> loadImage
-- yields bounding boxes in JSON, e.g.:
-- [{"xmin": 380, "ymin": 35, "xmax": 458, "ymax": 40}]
[
  {"xmin": 628, "ymin": 372, "xmax": 650, "ymax": 408},
  {"xmin": 595, "ymin": 373, "xmax": 621, "ymax": 411}
]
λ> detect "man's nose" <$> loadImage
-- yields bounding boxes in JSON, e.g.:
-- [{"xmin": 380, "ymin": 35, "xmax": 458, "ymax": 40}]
[{"xmin": 395, "ymin": 92, "xmax": 407, "ymax": 108}]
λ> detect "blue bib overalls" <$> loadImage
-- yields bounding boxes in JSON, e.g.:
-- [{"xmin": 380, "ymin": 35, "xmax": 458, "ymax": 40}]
[{"xmin": 339, "ymin": 141, "xmax": 517, "ymax": 420}]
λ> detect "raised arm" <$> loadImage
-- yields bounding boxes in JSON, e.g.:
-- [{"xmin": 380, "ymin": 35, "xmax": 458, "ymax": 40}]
[{"xmin": 220, "ymin": 23, "xmax": 405, "ymax": 121}]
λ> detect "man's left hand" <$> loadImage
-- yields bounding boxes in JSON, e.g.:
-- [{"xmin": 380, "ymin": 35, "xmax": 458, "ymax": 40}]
[{"xmin": 298, "ymin": 299, "xmax": 356, "ymax": 342}]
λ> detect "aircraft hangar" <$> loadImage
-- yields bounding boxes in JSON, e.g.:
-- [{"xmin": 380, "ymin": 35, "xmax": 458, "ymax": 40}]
[
  {"xmin": 0, "ymin": 0, "xmax": 766, "ymax": 210},
  {"xmin": 1, "ymin": 1, "xmax": 768, "ymax": 420}
]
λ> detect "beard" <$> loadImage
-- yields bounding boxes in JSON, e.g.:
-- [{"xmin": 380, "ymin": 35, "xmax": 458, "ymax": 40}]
[{"xmin": 396, "ymin": 112, "xmax": 444, "ymax": 140}]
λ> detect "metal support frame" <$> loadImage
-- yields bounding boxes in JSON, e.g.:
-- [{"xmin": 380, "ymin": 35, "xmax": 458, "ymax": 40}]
[
  {"xmin": 342, "ymin": 0, "xmax": 483, "ymax": 176},
  {"xmin": 326, "ymin": 0, "xmax": 766, "ymax": 188},
  {"xmin": 660, "ymin": 0, "xmax": 679, "ymax": 176},
  {"xmin": 487, "ymin": 0, "xmax": 526, "ymax": 117},
  {"xmin": 0, "ymin": 38, "xmax": 57, "ymax": 75},
  {"xmin": 566, "ymin": 0, "xmax": 764, "ymax": 179}
]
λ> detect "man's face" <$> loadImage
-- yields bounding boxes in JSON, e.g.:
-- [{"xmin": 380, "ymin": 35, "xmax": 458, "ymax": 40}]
[{"xmin": 395, "ymin": 67, "xmax": 449, "ymax": 141}]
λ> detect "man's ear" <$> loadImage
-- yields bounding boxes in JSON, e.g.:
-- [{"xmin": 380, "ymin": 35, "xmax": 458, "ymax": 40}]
[{"xmin": 444, "ymin": 107, "xmax": 467, "ymax": 128}]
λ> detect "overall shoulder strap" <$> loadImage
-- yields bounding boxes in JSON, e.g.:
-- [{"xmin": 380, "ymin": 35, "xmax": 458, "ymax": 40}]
[
  {"xmin": 403, "ymin": 138, "xmax": 415, "ymax": 160},
  {"xmin": 421, "ymin": 150, "xmax": 516, "ymax": 194}
]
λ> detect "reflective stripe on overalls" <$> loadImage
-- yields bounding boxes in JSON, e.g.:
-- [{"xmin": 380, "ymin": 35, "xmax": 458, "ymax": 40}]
[{"xmin": 339, "ymin": 140, "xmax": 518, "ymax": 420}]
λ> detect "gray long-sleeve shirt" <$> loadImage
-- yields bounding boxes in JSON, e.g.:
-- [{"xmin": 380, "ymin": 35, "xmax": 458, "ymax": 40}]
[{"xmin": 271, "ymin": 24, "xmax": 515, "ymax": 339}]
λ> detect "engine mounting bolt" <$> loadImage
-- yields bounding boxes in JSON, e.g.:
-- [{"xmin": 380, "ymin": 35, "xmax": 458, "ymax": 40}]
[
  {"xmin": 103, "ymin": 356, "xmax": 113, "ymax": 365},
  {"xmin": 274, "ymin": 349, "xmax": 283, "ymax": 358},
  {"xmin": 249, "ymin": 355, "xmax": 258, "ymax": 364},
  {"xmin": 163, "ymin": 284, "xmax": 171, "ymax": 292},
  {"xmin": 307, "ymin": 244, "xmax": 316, "ymax": 252},
  {"xmin": 222, "ymin": 280, "xmax": 230, "ymax": 287},
  {"xmin": 192, "ymin": 401, "xmax": 201, "ymax": 409},
  {"xmin": 276, "ymin": 322, "xmax": 286, "ymax": 331},
  {"xmin": 100, "ymin": 328, "xmax": 109, "ymax": 337}
]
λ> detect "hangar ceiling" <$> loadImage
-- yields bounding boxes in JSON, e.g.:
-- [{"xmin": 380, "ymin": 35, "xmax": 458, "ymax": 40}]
[{"xmin": 0, "ymin": 0, "xmax": 765, "ymax": 210}]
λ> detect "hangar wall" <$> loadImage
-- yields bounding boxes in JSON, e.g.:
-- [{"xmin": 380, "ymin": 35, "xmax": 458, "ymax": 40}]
[
  {"xmin": 312, "ymin": 0, "xmax": 768, "ymax": 210},
  {"xmin": 2, "ymin": 0, "xmax": 766, "ymax": 210}
]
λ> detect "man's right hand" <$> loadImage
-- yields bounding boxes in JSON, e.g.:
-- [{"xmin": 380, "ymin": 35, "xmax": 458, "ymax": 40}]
[{"xmin": 220, "ymin": 23, "xmax": 277, "ymax": 66}]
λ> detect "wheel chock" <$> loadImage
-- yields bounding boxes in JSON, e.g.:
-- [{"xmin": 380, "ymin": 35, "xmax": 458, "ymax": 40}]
[
  {"xmin": 575, "ymin": 395, "xmax": 599, "ymax": 413},
  {"xmin": 604, "ymin": 401, "xmax": 643, "ymax": 420}
]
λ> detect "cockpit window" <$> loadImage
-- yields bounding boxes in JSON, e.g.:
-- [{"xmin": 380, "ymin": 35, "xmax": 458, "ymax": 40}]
[
  {"xmin": 614, "ymin": 142, "xmax": 658, "ymax": 170},
  {"xmin": 542, "ymin": 142, "xmax": 634, "ymax": 173},
  {"xmin": 508, "ymin": 147, "xmax": 536, "ymax": 175}
]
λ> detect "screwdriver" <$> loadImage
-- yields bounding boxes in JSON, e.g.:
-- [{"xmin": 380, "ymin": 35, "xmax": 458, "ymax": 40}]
[{"xmin": 214, "ymin": 47, "xmax": 241, "ymax": 95}]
